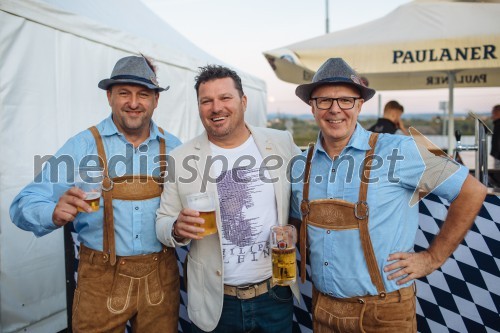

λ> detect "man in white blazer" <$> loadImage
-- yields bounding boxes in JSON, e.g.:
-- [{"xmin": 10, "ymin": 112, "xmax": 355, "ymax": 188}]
[{"xmin": 156, "ymin": 65, "xmax": 301, "ymax": 332}]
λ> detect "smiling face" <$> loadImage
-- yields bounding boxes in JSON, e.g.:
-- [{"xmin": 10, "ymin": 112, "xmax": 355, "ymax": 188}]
[
  {"xmin": 107, "ymin": 84, "xmax": 159, "ymax": 144},
  {"xmin": 197, "ymin": 77, "xmax": 248, "ymax": 148},
  {"xmin": 310, "ymin": 83, "xmax": 364, "ymax": 156}
]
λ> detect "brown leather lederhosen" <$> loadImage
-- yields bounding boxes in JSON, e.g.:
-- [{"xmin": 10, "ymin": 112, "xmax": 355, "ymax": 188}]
[
  {"xmin": 72, "ymin": 126, "xmax": 179, "ymax": 333},
  {"xmin": 299, "ymin": 133, "xmax": 416, "ymax": 332}
]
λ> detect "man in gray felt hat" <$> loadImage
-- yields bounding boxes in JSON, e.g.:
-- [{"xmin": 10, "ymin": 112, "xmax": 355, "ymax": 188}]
[
  {"xmin": 289, "ymin": 58, "xmax": 486, "ymax": 332},
  {"xmin": 11, "ymin": 55, "xmax": 182, "ymax": 332}
]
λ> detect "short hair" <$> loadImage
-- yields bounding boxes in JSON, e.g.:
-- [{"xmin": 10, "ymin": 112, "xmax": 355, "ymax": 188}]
[
  {"xmin": 194, "ymin": 65, "xmax": 244, "ymax": 97},
  {"xmin": 384, "ymin": 100, "xmax": 404, "ymax": 113},
  {"xmin": 492, "ymin": 104, "xmax": 500, "ymax": 113}
]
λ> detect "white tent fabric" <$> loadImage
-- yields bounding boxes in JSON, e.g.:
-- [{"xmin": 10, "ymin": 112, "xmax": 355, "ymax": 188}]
[{"xmin": 0, "ymin": 0, "xmax": 267, "ymax": 332}]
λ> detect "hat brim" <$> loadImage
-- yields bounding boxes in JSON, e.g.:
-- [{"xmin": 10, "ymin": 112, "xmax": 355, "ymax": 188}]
[
  {"xmin": 295, "ymin": 78, "xmax": 375, "ymax": 105},
  {"xmin": 98, "ymin": 78, "xmax": 168, "ymax": 92}
]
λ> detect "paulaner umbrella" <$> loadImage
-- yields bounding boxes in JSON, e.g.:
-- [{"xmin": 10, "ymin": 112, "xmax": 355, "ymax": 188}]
[{"xmin": 263, "ymin": 0, "xmax": 500, "ymax": 151}]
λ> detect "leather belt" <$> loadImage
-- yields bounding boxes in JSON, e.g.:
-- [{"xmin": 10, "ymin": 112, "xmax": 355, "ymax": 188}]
[
  {"xmin": 224, "ymin": 278, "xmax": 275, "ymax": 299},
  {"xmin": 321, "ymin": 284, "xmax": 416, "ymax": 304}
]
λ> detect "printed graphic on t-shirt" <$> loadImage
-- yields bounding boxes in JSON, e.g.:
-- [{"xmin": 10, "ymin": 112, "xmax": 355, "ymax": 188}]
[
  {"xmin": 210, "ymin": 136, "xmax": 277, "ymax": 285},
  {"xmin": 217, "ymin": 166, "xmax": 271, "ymax": 264}
]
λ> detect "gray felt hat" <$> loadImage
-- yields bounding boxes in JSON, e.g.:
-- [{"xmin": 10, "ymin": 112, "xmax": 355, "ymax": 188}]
[
  {"xmin": 295, "ymin": 58, "xmax": 375, "ymax": 104},
  {"xmin": 98, "ymin": 56, "xmax": 169, "ymax": 92}
]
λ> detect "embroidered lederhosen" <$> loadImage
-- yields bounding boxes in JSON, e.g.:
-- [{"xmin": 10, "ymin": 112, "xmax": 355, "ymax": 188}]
[
  {"xmin": 71, "ymin": 127, "xmax": 179, "ymax": 333},
  {"xmin": 299, "ymin": 133, "xmax": 416, "ymax": 333}
]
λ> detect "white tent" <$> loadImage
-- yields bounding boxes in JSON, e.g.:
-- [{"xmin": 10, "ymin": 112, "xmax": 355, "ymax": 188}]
[
  {"xmin": 0, "ymin": 0, "xmax": 267, "ymax": 331},
  {"xmin": 263, "ymin": 0, "xmax": 500, "ymax": 151}
]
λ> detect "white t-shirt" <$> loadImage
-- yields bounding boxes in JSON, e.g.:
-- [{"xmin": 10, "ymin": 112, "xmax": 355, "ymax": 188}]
[{"xmin": 209, "ymin": 136, "xmax": 278, "ymax": 286}]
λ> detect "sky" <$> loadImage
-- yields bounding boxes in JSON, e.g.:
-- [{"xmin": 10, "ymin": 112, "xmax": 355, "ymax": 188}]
[{"xmin": 141, "ymin": 0, "xmax": 499, "ymax": 117}]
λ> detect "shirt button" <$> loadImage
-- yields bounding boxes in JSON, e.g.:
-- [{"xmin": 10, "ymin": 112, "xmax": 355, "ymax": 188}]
[
  {"xmin": 135, "ymin": 206, "xmax": 139, "ymax": 210},
  {"xmin": 324, "ymin": 262, "xmax": 329, "ymax": 266},
  {"xmin": 331, "ymin": 168, "xmax": 335, "ymax": 173},
  {"xmin": 216, "ymin": 270, "xmax": 222, "ymax": 276},
  {"xmin": 326, "ymin": 230, "xmax": 331, "ymax": 234}
]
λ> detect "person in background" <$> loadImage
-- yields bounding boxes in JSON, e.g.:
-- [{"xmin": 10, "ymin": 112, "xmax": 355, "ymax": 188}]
[
  {"xmin": 289, "ymin": 57, "xmax": 487, "ymax": 332},
  {"xmin": 156, "ymin": 65, "xmax": 301, "ymax": 333},
  {"xmin": 10, "ymin": 55, "xmax": 181, "ymax": 332},
  {"xmin": 490, "ymin": 104, "xmax": 500, "ymax": 169},
  {"xmin": 369, "ymin": 100, "xmax": 409, "ymax": 135}
]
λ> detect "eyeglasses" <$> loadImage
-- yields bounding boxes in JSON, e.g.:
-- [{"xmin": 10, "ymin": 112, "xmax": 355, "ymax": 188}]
[{"xmin": 310, "ymin": 97, "xmax": 361, "ymax": 111}]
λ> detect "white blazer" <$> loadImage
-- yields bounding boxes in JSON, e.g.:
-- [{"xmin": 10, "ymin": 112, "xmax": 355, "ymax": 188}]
[{"xmin": 156, "ymin": 125, "xmax": 302, "ymax": 332}]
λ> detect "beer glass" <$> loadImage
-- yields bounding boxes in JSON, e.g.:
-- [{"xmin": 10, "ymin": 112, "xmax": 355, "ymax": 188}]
[
  {"xmin": 75, "ymin": 166, "xmax": 103, "ymax": 212},
  {"xmin": 270, "ymin": 225, "xmax": 297, "ymax": 286},
  {"xmin": 186, "ymin": 192, "xmax": 217, "ymax": 236}
]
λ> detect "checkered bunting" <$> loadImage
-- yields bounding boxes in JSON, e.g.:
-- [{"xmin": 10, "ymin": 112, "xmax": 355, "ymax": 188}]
[
  {"xmin": 67, "ymin": 193, "xmax": 499, "ymax": 332},
  {"xmin": 415, "ymin": 193, "xmax": 500, "ymax": 333}
]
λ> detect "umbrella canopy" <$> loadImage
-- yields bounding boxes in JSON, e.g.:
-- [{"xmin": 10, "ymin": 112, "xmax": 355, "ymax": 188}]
[{"xmin": 263, "ymin": 0, "xmax": 500, "ymax": 151}]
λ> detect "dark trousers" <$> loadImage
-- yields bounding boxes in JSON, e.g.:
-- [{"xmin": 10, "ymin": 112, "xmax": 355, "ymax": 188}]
[{"xmin": 191, "ymin": 285, "xmax": 294, "ymax": 333}]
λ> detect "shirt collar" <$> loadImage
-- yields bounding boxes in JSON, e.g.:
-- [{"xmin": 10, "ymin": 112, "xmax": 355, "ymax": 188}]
[{"xmin": 313, "ymin": 123, "xmax": 372, "ymax": 159}]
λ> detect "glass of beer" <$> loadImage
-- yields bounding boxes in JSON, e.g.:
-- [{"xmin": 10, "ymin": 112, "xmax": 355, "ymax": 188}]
[
  {"xmin": 75, "ymin": 166, "xmax": 103, "ymax": 213},
  {"xmin": 186, "ymin": 192, "xmax": 217, "ymax": 237},
  {"xmin": 270, "ymin": 225, "xmax": 297, "ymax": 286}
]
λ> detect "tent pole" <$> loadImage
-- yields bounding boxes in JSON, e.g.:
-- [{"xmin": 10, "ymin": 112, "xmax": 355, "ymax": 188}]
[
  {"xmin": 447, "ymin": 71, "xmax": 455, "ymax": 155},
  {"xmin": 378, "ymin": 94, "xmax": 382, "ymax": 119},
  {"xmin": 325, "ymin": 0, "xmax": 330, "ymax": 34}
]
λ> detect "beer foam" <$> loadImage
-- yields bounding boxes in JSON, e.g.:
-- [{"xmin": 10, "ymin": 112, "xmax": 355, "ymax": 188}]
[{"xmin": 84, "ymin": 192, "xmax": 101, "ymax": 200}]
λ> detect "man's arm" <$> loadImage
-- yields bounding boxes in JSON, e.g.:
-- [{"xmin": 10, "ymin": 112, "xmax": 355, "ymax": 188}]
[
  {"xmin": 155, "ymin": 173, "xmax": 193, "ymax": 247},
  {"xmin": 10, "ymin": 135, "xmax": 93, "ymax": 236},
  {"xmin": 289, "ymin": 216, "xmax": 301, "ymax": 232},
  {"xmin": 384, "ymin": 174, "xmax": 487, "ymax": 284}
]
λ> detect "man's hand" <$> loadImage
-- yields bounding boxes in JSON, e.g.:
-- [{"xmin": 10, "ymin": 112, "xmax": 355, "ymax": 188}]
[
  {"xmin": 384, "ymin": 251, "xmax": 439, "ymax": 285},
  {"xmin": 52, "ymin": 187, "xmax": 91, "ymax": 227},
  {"xmin": 172, "ymin": 208, "xmax": 206, "ymax": 240}
]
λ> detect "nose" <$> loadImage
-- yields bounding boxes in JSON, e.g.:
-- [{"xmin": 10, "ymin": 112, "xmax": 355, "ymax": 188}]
[
  {"xmin": 128, "ymin": 94, "xmax": 139, "ymax": 109},
  {"xmin": 212, "ymin": 99, "xmax": 223, "ymax": 113},
  {"xmin": 328, "ymin": 99, "xmax": 342, "ymax": 113}
]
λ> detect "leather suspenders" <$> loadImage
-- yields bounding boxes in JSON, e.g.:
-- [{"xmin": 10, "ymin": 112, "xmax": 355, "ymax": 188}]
[
  {"xmin": 88, "ymin": 126, "xmax": 166, "ymax": 266},
  {"xmin": 299, "ymin": 133, "xmax": 387, "ymax": 297}
]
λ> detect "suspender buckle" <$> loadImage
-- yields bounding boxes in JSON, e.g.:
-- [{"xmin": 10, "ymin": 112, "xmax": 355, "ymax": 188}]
[
  {"xmin": 354, "ymin": 201, "xmax": 369, "ymax": 219},
  {"xmin": 102, "ymin": 175, "xmax": 114, "ymax": 192},
  {"xmin": 300, "ymin": 200, "xmax": 310, "ymax": 216}
]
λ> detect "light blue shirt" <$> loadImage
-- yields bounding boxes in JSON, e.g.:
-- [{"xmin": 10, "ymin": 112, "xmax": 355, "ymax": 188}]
[
  {"xmin": 290, "ymin": 124, "xmax": 468, "ymax": 297},
  {"xmin": 10, "ymin": 115, "xmax": 181, "ymax": 256}
]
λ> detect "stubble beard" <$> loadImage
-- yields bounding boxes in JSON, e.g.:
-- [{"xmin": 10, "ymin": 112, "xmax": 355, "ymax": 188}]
[{"xmin": 207, "ymin": 124, "xmax": 232, "ymax": 138}]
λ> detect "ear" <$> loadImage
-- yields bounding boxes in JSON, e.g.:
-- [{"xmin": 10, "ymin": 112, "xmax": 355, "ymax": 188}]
[
  {"xmin": 106, "ymin": 89, "xmax": 112, "ymax": 106},
  {"xmin": 357, "ymin": 99, "xmax": 364, "ymax": 115},
  {"xmin": 241, "ymin": 94, "xmax": 248, "ymax": 112},
  {"xmin": 154, "ymin": 92, "xmax": 160, "ymax": 108},
  {"xmin": 309, "ymin": 101, "xmax": 315, "ymax": 116}
]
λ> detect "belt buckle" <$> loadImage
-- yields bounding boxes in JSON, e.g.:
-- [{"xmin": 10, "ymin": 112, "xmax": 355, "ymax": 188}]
[{"xmin": 235, "ymin": 284, "xmax": 256, "ymax": 299}]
